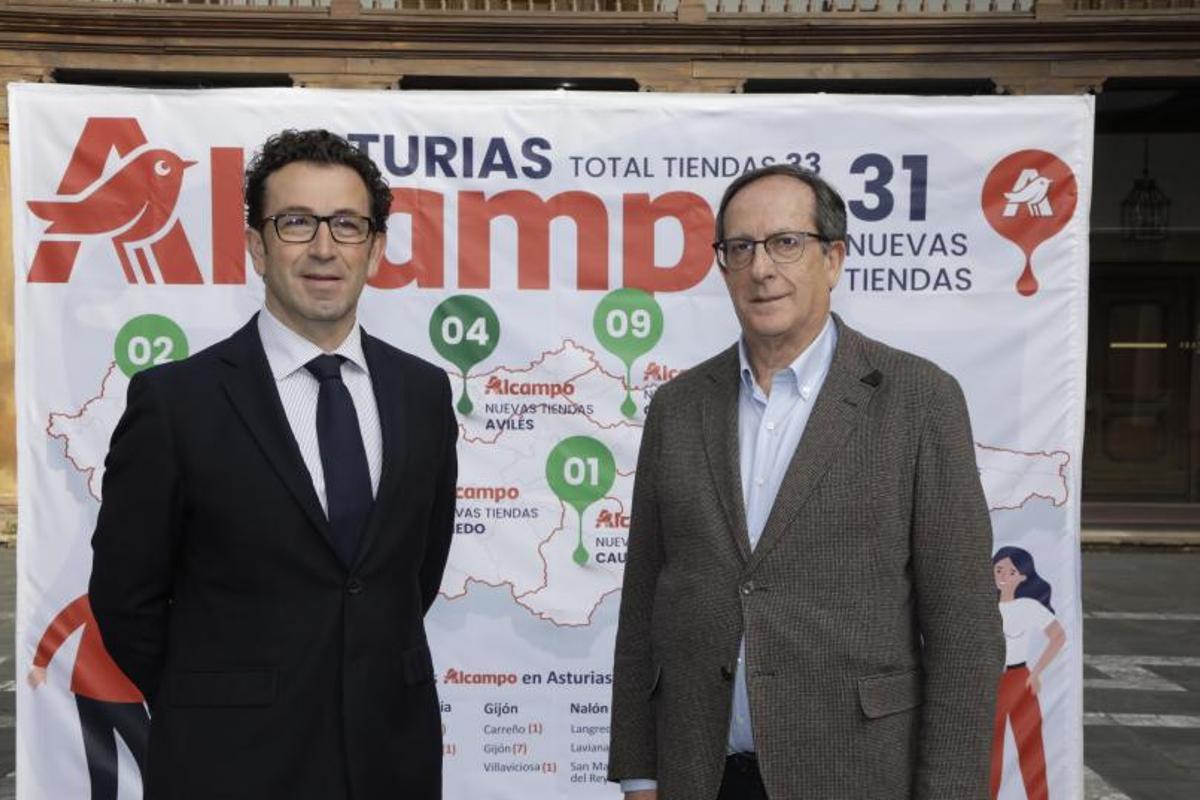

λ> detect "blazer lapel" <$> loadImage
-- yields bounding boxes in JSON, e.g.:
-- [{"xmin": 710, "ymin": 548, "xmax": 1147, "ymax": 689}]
[
  {"xmin": 700, "ymin": 346, "xmax": 752, "ymax": 562},
  {"xmin": 745, "ymin": 319, "xmax": 882, "ymax": 572},
  {"xmin": 218, "ymin": 316, "xmax": 333, "ymax": 549},
  {"xmin": 352, "ymin": 330, "xmax": 409, "ymax": 568}
]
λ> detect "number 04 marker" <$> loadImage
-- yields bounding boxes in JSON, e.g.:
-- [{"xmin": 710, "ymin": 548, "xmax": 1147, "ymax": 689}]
[{"xmin": 429, "ymin": 295, "xmax": 501, "ymax": 415}]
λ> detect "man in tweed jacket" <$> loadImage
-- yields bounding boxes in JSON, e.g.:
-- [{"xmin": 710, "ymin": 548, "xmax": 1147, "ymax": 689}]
[{"xmin": 608, "ymin": 165, "xmax": 1003, "ymax": 800}]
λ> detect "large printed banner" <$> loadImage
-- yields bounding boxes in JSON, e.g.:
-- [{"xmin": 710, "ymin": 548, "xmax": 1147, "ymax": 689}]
[{"xmin": 11, "ymin": 84, "xmax": 1091, "ymax": 799}]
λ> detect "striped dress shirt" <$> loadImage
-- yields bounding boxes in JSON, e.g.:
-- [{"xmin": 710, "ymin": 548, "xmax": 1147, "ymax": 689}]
[{"xmin": 257, "ymin": 308, "xmax": 383, "ymax": 514}]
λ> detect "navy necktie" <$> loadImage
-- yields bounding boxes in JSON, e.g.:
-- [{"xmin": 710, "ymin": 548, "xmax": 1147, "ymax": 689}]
[{"xmin": 305, "ymin": 354, "xmax": 373, "ymax": 565}]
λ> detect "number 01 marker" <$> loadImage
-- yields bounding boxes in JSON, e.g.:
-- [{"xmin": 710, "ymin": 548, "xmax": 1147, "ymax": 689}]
[{"xmin": 545, "ymin": 436, "xmax": 616, "ymax": 565}]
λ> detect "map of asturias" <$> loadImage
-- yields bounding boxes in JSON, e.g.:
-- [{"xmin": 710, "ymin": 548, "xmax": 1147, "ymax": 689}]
[{"xmin": 48, "ymin": 343, "xmax": 1071, "ymax": 627}]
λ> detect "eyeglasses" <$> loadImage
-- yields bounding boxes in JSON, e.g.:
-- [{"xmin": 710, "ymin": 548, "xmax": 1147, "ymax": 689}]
[
  {"xmin": 262, "ymin": 213, "xmax": 374, "ymax": 245},
  {"xmin": 713, "ymin": 231, "xmax": 827, "ymax": 271}
]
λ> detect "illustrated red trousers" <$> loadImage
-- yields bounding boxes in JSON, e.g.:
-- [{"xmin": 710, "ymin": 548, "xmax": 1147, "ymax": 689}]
[{"xmin": 990, "ymin": 665, "xmax": 1049, "ymax": 800}]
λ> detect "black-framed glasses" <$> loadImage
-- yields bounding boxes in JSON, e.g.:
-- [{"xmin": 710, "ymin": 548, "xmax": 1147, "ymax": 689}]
[
  {"xmin": 262, "ymin": 213, "xmax": 375, "ymax": 245},
  {"xmin": 713, "ymin": 231, "xmax": 827, "ymax": 271}
]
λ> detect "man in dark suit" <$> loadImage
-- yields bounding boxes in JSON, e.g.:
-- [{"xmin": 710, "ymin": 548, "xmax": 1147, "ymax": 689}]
[
  {"xmin": 609, "ymin": 165, "xmax": 1003, "ymax": 800},
  {"xmin": 89, "ymin": 129, "xmax": 457, "ymax": 800}
]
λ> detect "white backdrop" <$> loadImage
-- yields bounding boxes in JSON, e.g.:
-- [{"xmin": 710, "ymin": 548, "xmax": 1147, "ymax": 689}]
[{"xmin": 10, "ymin": 84, "xmax": 1092, "ymax": 799}]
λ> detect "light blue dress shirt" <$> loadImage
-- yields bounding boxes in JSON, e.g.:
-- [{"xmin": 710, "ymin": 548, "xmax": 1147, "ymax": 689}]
[
  {"xmin": 728, "ymin": 316, "xmax": 837, "ymax": 754},
  {"xmin": 621, "ymin": 317, "xmax": 837, "ymax": 794}
]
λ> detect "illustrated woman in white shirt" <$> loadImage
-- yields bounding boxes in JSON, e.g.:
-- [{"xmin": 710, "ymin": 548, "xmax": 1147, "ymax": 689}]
[{"xmin": 990, "ymin": 546, "xmax": 1066, "ymax": 800}]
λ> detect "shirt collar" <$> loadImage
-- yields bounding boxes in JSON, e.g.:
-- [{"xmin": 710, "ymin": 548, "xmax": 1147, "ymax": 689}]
[
  {"xmin": 738, "ymin": 315, "xmax": 837, "ymax": 400},
  {"xmin": 257, "ymin": 306, "xmax": 369, "ymax": 381}
]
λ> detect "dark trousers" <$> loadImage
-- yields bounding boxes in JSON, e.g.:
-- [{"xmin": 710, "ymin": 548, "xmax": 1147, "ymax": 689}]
[
  {"xmin": 75, "ymin": 695, "xmax": 150, "ymax": 800},
  {"xmin": 717, "ymin": 753, "xmax": 769, "ymax": 800}
]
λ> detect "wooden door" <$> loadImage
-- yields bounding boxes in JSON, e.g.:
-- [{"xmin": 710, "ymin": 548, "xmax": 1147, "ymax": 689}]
[{"xmin": 1083, "ymin": 273, "xmax": 1197, "ymax": 501}]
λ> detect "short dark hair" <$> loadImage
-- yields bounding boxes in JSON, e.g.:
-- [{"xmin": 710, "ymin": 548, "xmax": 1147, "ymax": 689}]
[
  {"xmin": 714, "ymin": 163, "xmax": 847, "ymax": 247},
  {"xmin": 244, "ymin": 128, "xmax": 393, "ymax": 234}
]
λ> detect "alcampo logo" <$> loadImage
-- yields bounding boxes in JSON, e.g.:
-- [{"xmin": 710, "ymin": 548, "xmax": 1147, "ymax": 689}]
[
  {"xmin": 26, "ymin": 117, "xmax": 247, "ymax": 284},
  {"xmin": 981, "ymin": 149, "xmax": 1078, "ymax": 297},
  {"xmin": 27, "ymin": 118, "xmax": 718, "ymax": 293},
  {"xmin": 442, "ymin": 668, "xmax": 519, "ymax": 686}
]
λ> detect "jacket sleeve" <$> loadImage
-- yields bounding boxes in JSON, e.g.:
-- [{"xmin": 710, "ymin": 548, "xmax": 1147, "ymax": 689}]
[
  {"xmin": 88, "ymin": 369, "xmax": 183, "ymax": 704},
  {"xmin": 418, "ymin": 371, "xmax": 458, "ymax": 614},
  {"xmin": 910, "ymin": 373, "xmax": 1005, "ymax": 800},
  {"xmin": 607, "ymin": 392, "xmax": 666, "ymax": 783}
]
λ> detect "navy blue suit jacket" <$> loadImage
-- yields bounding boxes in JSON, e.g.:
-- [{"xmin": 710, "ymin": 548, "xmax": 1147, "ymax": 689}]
[{"xmin": 90, "ymin": 316, "xmax": 457, "ymax": 800}]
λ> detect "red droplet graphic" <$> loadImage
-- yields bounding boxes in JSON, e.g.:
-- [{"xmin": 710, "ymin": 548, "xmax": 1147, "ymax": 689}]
[{"xmin": 981, "ymin": 150, "xmax": 1077, "ymax": 297}]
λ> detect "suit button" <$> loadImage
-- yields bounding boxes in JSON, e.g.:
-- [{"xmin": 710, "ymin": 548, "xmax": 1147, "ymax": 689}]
[
  {"xmin": 720, "ymin": 664, "xmax": 734, "ymax": 681},
  {"xmin": 347, "ymin": 579, "xmax": 363, "ymax": 595},
  {"xmin": 740, "ymin": 580, "xmax": 755, "ymax": 596}
]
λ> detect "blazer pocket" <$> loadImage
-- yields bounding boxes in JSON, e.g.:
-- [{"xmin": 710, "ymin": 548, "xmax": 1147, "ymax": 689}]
[
  {"xmin": 856, "ymin": 668, "xmax": 923, "ymax": 719},
  {"xmin": 171, "ymin": 669, "xmax": 276, "ymax": 707},
  {"xmin": 647, "ymin": 664, "xmax": 663, "ymax": 699},
  {"xmin": 402, "ymin": 643, "xmax": 435, "ymax": 686}
]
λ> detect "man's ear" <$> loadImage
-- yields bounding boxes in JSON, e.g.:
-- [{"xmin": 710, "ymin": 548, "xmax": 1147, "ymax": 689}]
[
  {"xmin": 366, "ymin": 232, "xmax": 386, "ymax": 282},
  {"xmin": 246, "ymin": 226, "xmax": 268, "ymax": 278},
  {"xmin": 824, "ymin": 239, "xmax": 846, "ymax": 291}
]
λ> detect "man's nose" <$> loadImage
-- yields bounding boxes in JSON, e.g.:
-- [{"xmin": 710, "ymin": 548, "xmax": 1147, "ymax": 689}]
[
  {"xmin": 748, "ymin": 241, "xmax": 777, "ymax": 279},
  {"xmin": 308, "ymin": 219, "xmax": 338, "ymax": 257}
]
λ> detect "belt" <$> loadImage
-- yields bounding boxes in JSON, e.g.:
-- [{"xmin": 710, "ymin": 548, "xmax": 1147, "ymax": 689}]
[{"xmin": 1006, "ymin": 662, "xmax": 1027, "ymax": 671}]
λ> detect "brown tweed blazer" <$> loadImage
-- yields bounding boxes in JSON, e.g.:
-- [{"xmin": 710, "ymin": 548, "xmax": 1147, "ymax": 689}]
[{"xmin": 608, "ymin": 314, "xmax": 1003, "ymax": 800}]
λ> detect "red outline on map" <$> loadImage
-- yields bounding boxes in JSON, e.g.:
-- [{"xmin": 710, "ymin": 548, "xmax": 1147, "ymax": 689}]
[
  {"xmin": 440, "ymin": 472, "xmax": 634, "ymax": 628},
  {"xmin": 45, "ymin": 361, "xmax": 1074, "ymax": 626},
  {"xmin": 512, "ymin": 485, "xmax": 630, "ymax": 628},
  {"xmin": 975, "ymin": 442, "xmax": 1071, "ymax": 510},
  {"xmin": 45, "ymin": 361, "xmax": 121, "ymax": 503},
  {"xmin": 454, "ymin": 339, "xmax": 655, "ymax": 444}
]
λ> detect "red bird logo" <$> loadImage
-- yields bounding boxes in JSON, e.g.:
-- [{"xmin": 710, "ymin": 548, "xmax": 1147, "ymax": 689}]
[{"xmin": 27, "ymin": 148, "xmax": 196, "ymax": 283}]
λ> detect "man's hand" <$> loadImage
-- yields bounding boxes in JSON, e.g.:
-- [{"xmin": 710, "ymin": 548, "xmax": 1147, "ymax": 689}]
[
  {"xmin": 626, "ymin": 792, "xmax": 657, "ymax": 800},
  {"xmin": 26, "ymin": 666, "xmax": 47, "ymax": 689}
]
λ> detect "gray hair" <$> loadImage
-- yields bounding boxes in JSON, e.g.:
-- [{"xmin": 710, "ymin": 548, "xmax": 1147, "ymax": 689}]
[{"xmin": 714, "ymin": 163, "xmax": 848, "ymax": 247}]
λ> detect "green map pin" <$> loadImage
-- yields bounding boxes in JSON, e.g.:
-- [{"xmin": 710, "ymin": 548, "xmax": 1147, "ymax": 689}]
[
  {"xmin": 429, "ymin": 295, "xmax": 500, "ymax": 415},
  {"xmin": 593, "ymin": 288, "xmax": 664, "ymax": 418},
  {"xmin": 545, "ymin": 436, "xmax": 616, "ymax": 566},
  {"xmin": 114, "ymin": 314, "xmax": 189, "ymax": 378}
]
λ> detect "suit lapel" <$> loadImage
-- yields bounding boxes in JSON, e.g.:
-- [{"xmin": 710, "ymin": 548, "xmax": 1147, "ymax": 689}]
[
  {"xmin": 745, "ymin": 319, "xmax": 882, "ymax": 572},
  {"xmin": 700, "ymin": 346, "xmax": 752, "ymax": 562},
  {"xmin": 218, "ymin": 316, "xmax": 333, "ymax": 548},
  {"xmin": 352, "ymin": 330, "xmax": 409, "ymax": 568}
]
